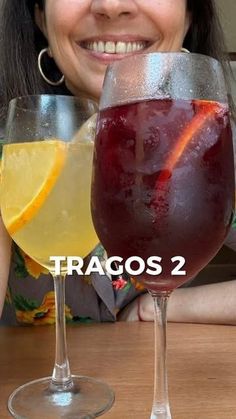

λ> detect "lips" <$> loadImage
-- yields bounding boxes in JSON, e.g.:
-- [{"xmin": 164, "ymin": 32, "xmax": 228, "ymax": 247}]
[
  {"xmin": 84, "ymin": 40, "xmax": 147, "ymax": 54},
  {"xmin": 79, "ymin": 37, "xmax": 152, "ymax": 55}
]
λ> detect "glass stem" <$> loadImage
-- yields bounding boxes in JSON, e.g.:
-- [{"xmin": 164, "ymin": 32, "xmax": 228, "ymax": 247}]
[
  {"xmin": 149, "ymin": 291, "xmax": 172, "ymax": 419},
  {"xmin": 51, "ymin": 274, "xmax": 73, "ymax": 391}
]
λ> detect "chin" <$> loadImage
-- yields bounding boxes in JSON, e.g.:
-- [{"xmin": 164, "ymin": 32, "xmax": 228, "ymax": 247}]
[
  {"xmin": 85, "ymin": 81, "xmax": 104, "ymax": 102},
  {"xmin": 65, "ymin": 79, "xmax": 100, "ymax": 102}
]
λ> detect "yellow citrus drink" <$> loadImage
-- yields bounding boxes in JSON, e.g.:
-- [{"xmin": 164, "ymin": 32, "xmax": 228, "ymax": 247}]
[{"xmin": 1, "ymin": 139, "xmax": 98, "ymax": 272}]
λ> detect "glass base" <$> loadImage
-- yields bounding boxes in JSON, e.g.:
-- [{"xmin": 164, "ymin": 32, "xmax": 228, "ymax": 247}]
[{"xmin": 8, "ymin": 375, "xmax": 115, "ymax": 419}]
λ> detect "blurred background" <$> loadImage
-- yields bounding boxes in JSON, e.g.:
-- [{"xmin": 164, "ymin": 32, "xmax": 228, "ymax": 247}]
[
  {"xmin": 217, "ymin": 0, "xmax": 236, "ymax": 99},
  {"xmin": 217, "ymin": 0, "xmax": 236, "ymax": 53}
]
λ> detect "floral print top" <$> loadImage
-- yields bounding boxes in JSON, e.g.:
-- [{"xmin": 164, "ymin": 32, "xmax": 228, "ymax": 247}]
[{"xmin": 1, "ymin": 243, "xmax": 145, "ymax": 325}]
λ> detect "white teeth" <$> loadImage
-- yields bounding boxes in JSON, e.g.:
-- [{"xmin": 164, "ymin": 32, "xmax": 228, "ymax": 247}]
[
  {"xmin": 127, "ymin": 42, "xmax": 132, "ymax": 52},
  {"xmin": 116, "ymin": 41, "xmax": 127, "ymax": 53},
  {"xmin": 93, "ymin": 41, "xmax": 97, "ymax": 51},
  {"xmin": 98, "ymin": 41, "xmax": 104, "ymax": 52},
  {"xmin": 132, "ymin": 42, "xmax": 137, "ymax": 52},
  {"xmin": 136, "ymin": 42, "xmax": 144, "ymax": 51},
  {"xmin": 84, "ymin": 40, "xmax": 146, "ymax": 54},
  {"xmin": 104, "ymin": 41, "xmax": 116, "ymax": 53}
]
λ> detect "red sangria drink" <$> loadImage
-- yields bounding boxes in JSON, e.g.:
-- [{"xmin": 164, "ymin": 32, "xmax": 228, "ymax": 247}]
[
  {"xmin": 92, "ymin": 98, "xmax": 235, "ymax": 292},
  {"xmin": 91, "ymin": 53, "xmax": 235, "ymax": 419}
]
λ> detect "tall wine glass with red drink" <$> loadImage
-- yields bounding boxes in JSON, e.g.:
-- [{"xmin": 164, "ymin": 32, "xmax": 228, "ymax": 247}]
[{"xmin": 91, "ymin": 53, "xmax": 235, "ymax": 418}]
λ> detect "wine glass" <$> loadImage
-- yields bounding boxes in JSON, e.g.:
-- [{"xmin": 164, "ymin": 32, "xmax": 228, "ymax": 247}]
[
  {"xmin": 1, "ymin": 95, "xmax": 114, "ymax": 418},
  {"xmin": 91, "ymin": 53, "xmax": 235, "ymax": 418}
]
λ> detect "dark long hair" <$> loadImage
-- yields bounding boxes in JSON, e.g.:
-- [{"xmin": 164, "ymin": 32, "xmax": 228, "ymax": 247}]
[{"xmin": 0, "ymin": 0, "xmax": 232, "ymax": 123}]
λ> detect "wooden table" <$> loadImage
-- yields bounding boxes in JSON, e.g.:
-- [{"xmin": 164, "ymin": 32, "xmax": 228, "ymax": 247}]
[{"xmin": 0, "ymin": 322, "xmax": 236, "ymax": 418}]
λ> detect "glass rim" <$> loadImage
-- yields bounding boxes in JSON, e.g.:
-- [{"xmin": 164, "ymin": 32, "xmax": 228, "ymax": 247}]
[
  {"xmin": 105, "ymin": 51, "xmax": 221, "ymax": 72},
  {"xmin": 8, "ymin": 94, "xmax": 98, "ymax": 112},
  {"xmin": 100, "ymin": 51, "xmax": 227, "ymax": 110}
]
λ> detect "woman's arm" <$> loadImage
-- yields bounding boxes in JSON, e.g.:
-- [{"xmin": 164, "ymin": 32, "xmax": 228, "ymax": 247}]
[
  {"xmin": 0, "ymin": 216, "xmax": 11, "ymax": 317},
  {"xmin": 118, "ymin": 280, "xmax": 236, "ymax": 325}
]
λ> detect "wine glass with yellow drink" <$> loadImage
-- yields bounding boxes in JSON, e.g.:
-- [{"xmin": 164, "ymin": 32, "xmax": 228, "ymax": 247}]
[{"xmin": 0, "ymin": 95, "xmax": 114, "ymax": 418}]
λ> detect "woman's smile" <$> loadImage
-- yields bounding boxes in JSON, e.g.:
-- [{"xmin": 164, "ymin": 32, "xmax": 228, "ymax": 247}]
[{"xmin": 77, "ymin": 35, "xmax": 155, "ymax": 63}]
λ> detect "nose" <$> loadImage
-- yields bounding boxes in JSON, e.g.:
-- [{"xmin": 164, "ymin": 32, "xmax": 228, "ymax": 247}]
[{"xmin": 91, "ymin": 0, "xmax": 138, "ymax": 21}]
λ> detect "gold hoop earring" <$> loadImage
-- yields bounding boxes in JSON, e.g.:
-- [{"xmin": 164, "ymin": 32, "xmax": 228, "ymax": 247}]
[
  {"xmin": 181, "ymin": 47, "xmax": 190, "ymax": 53},
  {"xmin": 38, "ymin": 48, "xmax": 65, "ymax": 86}
]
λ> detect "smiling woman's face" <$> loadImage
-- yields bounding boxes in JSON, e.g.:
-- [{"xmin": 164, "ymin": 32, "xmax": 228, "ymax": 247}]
[{"xmin": 36, "ymin": 0, "xmax": 191, "ymax": 100}]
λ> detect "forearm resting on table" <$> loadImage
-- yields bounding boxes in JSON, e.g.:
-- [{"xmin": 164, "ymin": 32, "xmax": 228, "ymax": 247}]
[
  {"xmin": 118, "ymin": 280, "xmax": 236, "ymax": 325},
  {"xmin": 0, "ymin": 216, "xmax": 11, "ymax": 317}
]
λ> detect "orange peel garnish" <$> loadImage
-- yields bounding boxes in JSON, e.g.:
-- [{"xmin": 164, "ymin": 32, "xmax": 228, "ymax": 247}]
[
  {"xmin": 1, "ymin": 140, "xmax": 67, "ymax": 236},
  {"xmin": 158, "ymin": 101, "xmax": 223, "ymax": 182}
]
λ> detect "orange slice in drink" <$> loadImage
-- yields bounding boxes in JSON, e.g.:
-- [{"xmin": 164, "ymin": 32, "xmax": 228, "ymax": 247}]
[
  {"xmin": 158, "ymin": 101, "xmax": 223, "ymax": 182},
  {"xmin": 1, "ymin": 140, "xmax": 67, "ymax": 235}
]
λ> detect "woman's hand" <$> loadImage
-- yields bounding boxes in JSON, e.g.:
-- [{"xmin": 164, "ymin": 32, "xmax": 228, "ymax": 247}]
[
  {"xmin": 0, "ymin": 216, "xmax": 11, "ymax": 317},
  {"xmin": 118, "ymin": 280, "xmax": 236, "ymax": 325},
  {"xmin": 118, "ymin": 293, "xmax": 154, "ymax": 321}
]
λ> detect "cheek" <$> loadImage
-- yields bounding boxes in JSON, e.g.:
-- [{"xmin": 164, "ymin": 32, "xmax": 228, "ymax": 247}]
[
  {"xmin": 46, "ymin": 17, "xmax": 72, "ymax": 40},
  {"xmin": 45, "ymin": 0, "xmax": 86, "ymax": 39},
  {"xmin": 155, "ymin": 14, "xmax": 187, "ymax": 43},
  {"xmin": 148, "ymin": 0, "xmax": 187, "ymax": 36}
]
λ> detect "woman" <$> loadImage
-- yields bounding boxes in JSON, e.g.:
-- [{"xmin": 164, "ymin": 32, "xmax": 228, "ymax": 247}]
[{"xmin": 0, "ymin": 0, "xmax": 235, "ymax": 325}]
